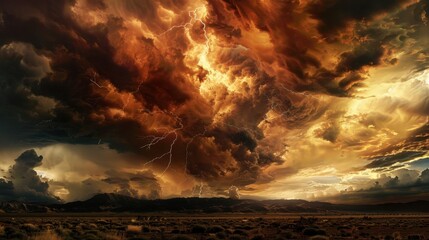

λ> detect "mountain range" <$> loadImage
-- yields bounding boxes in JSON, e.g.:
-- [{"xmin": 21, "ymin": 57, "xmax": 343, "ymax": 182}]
[{"xmin": 1, "ymin": 193, "xmax": 428, "ymax": 214}]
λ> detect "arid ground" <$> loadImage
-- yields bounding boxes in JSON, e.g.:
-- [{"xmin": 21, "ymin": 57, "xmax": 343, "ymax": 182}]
[{"xmin": 0, "ymin": 214, "xmax": 428, "ymax": 240}]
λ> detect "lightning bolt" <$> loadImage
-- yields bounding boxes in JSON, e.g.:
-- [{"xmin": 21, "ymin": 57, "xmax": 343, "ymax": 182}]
[
  {"xmin": 121, "ymin": 77, "xmax": 146, "ymax": 111},
  {"xmin": 141, "ymin": 110, "xmax": 184, "ymax": 175},
  {"xmin": 158, "ymin": 7, "xmax": 209, "ymax": 50},
  {"xmin": 138, "ymin": 6, "xmax": 211, "ymax": 175},
  {"xmin": 87, "ymin": 70, "xmax": 116, "ymax": 108},
  {"xmin": 198, "ymin": 181, "xmax": 204, "ymax": 198},
  {"xmin": 88, "ymin": 72, "xmax": 106, "ymax": 89},
  {"xmin": 157, "ymin": 6, "xmax": 211, "ymax": 71}
]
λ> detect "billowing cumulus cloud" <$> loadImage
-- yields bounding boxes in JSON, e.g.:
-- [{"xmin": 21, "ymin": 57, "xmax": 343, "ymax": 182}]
[
  {"xmin": 0, "ymin": 148, "xmax": 166, "ymax": 202},
  {"xmin": 0, "ymin": 0, "xmax": 428, "ymax": 203},
  {"xmin": 319, "ymin": 168, "xmax": 429, "ymax": 204},
  {"xmin": 102, "ymin": 170, "xmax": 162, "ymax": 199},
  {"xmin": 0, "ymin": 149, "xmax": 60, "ymax": 203}
]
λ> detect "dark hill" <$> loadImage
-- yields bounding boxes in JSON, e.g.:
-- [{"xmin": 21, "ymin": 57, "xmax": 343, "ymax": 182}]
[{"xmin": 1, "ymin": 193, "xmax": 429, "ymax": 214}]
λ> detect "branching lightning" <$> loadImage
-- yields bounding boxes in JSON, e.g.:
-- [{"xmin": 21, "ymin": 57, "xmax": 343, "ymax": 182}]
[
  {"xmin": 157, "ymin": 6, "xmax": 213, "ymax": 82},
  {"xmin": 158, "ymin": 7, "xmax": 210, "ymax": 52},
  {"xmin": 121, "ymin": 77, "xmax": 146, "ymax": 111},
  {"xmin": 141, "ymin": 110, "xmax": 184, "ymax": 175},
  {"xmin": 84, "ymin": 7, "xmax": 213, "ymax": 175},
  {"xmin": 139, "ymin": 6, "xmax": 212, "ymax": 175},
  {"xmin": 89, "ymin": 72, "xmax": 107, "ymax": 90}
]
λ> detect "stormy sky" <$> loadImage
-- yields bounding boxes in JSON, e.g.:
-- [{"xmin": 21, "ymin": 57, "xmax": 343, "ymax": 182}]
[{"xmin": 0, "ymin": 0, "xmax": 428, "ymax": 204}]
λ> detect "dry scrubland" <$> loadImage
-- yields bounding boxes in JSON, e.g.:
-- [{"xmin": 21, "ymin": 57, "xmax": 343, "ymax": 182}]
[{"xmin": 0, "ymin": 215, "xmax": 428, "ymax": 240}]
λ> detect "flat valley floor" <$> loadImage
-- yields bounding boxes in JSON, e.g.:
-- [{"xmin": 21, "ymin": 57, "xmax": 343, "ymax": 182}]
[{"xmin": 0, "ymin": 214, "xmax": 428, "ymax": 239}]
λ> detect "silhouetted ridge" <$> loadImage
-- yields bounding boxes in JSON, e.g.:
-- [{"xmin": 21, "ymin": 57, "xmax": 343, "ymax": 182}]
[
  {"xmin": 57, "ymin": 193, "xmax": 142, "ymax": 212},
  {"xmin": 1, "ymin": 193, "xmax": 429, "ymax": 213}
]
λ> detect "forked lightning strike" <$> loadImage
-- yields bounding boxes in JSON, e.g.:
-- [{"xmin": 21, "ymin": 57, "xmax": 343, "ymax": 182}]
[
  {"xmin": 140, "ymin": 6, "xmax": 211, "ymax": 175},
  {"xmin": 142, "ymin": 111, "xmax": 184, "ymax": 175},
  {"xmin": 158, "ymin": 6, "xmax": 210, "ymax": 52}
]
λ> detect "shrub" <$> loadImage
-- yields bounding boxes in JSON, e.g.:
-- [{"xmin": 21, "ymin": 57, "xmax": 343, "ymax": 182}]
[
  {"xmin": 216, "ymin": 232, "xmax": 227, "ymax": 239},
  {"xmin": 206, "ymin": 237, "xmax": 220, "ymax": 240},
  {"xmin": 191, "ymin": 224, "xmax": 206, "ymax": 233},
  {"xmin": 149, "ymin": 227, "xmax": 161, "ymax": 233},
  {"xmin": 280, "ymin": 231, "xmax": 294, "ymax": 238},
  {"xmin": 251, "ymin": 234, "xmax": 265, "ymax": 240},
  {"xmin": 141, "ymin": 226, "xmax": 150, "ymax": 233},
  {"xmin": 270, "ymin": 222, "xmax": 281, "ymax": 227},
  {"xmin": 82, "ymin": 233, "xmax": 101, "ymax": 240},
  {"xmin": 232, "ymin": 229, "xmax": 248, "ymax": 236},
  {"xmin": 228, "ymin": 235, "xmax": 244, "ymax": 240},
  {"xmin": 207, "ymin": 225, "xmax": 225, "ymax": 233},
  {"xmin": 407, "ymin": 235, "xmax": 424, "ymax": 240},
  {"xmin": 273, "ymin": 237, "xmax": 288, "ymax": 240},
  {"xmin": 88, "ymin": 223, "xmax": 98, "ymax": 229},
  {"xmin": 4, "ymin": 226, "xmax": 19, "ymax": 235},
  {"xmin": 21, "ymin": 223, "xmax": 38, "ymax": 233},
  {"xmin": 302, "ymin": 228, "xmax": 326, "ymax": 236}
]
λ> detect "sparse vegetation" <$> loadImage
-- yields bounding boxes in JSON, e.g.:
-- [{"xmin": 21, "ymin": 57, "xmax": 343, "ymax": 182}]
[
  {"xmin": 0, "ymin": 214, "xmax": 427, "ymax": 239},
  {"xmin": 32, "ymin": 230, "xmax": 62, "ymax": 240}
]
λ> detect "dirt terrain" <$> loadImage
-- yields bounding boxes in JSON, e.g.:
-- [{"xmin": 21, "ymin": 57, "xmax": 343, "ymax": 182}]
[{"xmin": 0, "ymin": 214, "xmax": 428, "ymax": 240}]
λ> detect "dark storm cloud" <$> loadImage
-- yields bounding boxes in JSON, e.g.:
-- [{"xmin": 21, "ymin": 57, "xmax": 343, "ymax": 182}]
[
  {"xmin": 0, "ymin": 1, "xmax": 400, "ymax": 143},
  {"xmin": 400, "ymin": 123, "xmax": 429, "ymax": 153},
  {"xmin": 367, "ymin": 122, "xmax": 429, "ymax": 168},
  {"xmin": 326, "ymin": 168, "xmax": 429, "ymax": 203},
  {"xmin": 307, "ymin": 0, "xmax": 416, "ymax": 38},
  {"xmin": 365, "ymin": 151, "xmax": 426, "ymax": 168},
  {"xmin": 336, "ymin": 45, "xmax": 385, "ymax": 73},
  {"xmin": 0, "ymin": 0, "xmax": 139, "ymax": 148},
  {"xmin": 334, "ymin": 182, "xmax": 429, "ymax": 203},
  {"xmin": 102, "ymin": 177, "xmax": 139, "ymax": 197},
  {"xmin": 0, "ymin": 42, "xmax": 54, "ymax": 147},
  {"xmin": 209, "ymin": 0, "xmax": 415, "ymax": 98},
  {"xmin": 308, "ymin": 23, "xmax": 407, "ymax": 96},
  {"xmin": 208, "ymin": 0, "xmax": 323, "ymax": 92},
  {"xmin": 85, "ymin": 0, "xmax": 106, "ymax": 10},
  {"xmin": 0, "ymin": 10, "xmax": 309, "ymax": 191},
  {"xmin": 102, "ymin": 170, "xmax": 161, "ymax": 199},
  {"xmin": 50, "ymin": 178, "xmax": 109, "ymax": 202},
  {"xmin": 0, "ymin": 179, "xmax": 14, "ymax": 200},
  {"xmin": 0, "ymin": 0, "xmax": 194, "ymax": 152},
  {"xmin": 305, "ymin": 0, "xmax": 422, "ymax": 97},
  {"xmin": 0, "ymin": 0, "xmax": 426, "ymax": 202},
  {"xmin": 0, "ymin": 150, "xmax": 60, "ymax": 203}
]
